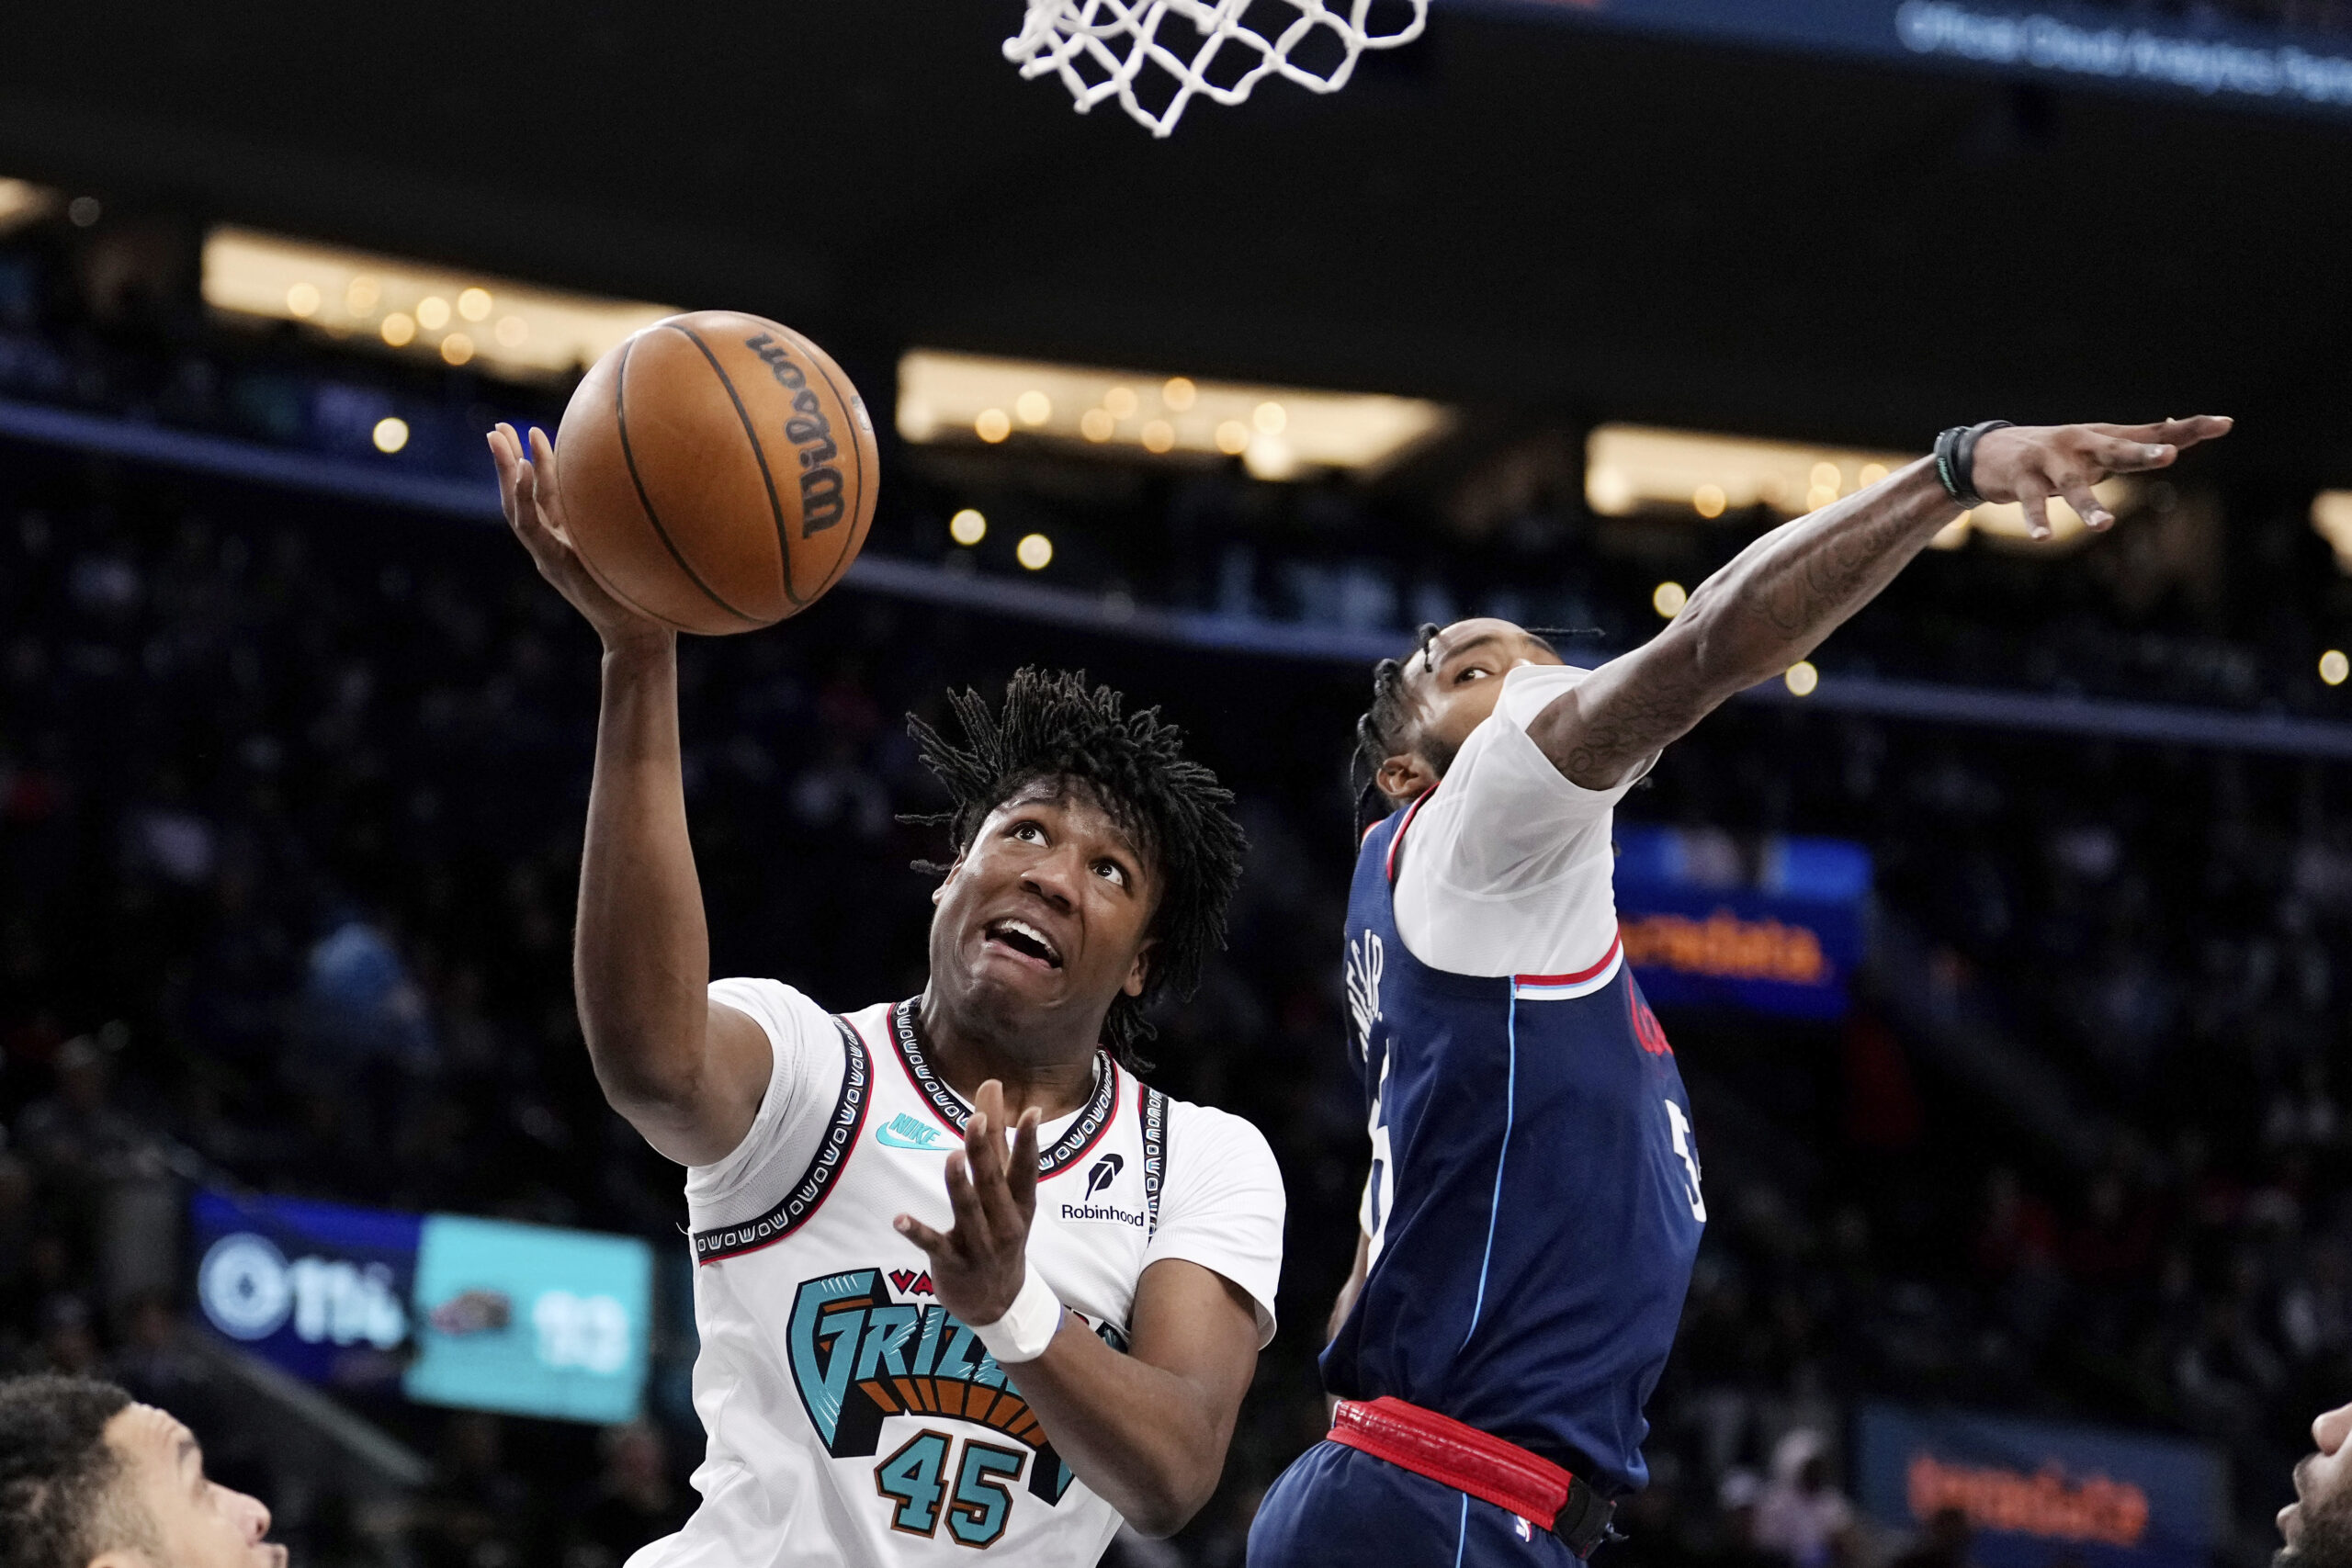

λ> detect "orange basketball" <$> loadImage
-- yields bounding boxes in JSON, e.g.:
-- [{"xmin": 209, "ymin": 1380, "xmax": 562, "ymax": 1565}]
[{"xmin": 553, "ymin": 310, "xmax": 879, "ymax": 635}]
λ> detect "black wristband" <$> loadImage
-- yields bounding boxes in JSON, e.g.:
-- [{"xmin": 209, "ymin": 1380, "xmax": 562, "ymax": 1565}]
[{"xmin": 1933, "ymin": 421, "xmax": 2013, "ymax": 509}]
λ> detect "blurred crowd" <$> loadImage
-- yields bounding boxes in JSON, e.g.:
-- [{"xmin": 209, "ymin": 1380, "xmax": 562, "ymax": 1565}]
[{"xmin": 0, "ymin": 214, "xmax": 2348, "ymax": 1568}]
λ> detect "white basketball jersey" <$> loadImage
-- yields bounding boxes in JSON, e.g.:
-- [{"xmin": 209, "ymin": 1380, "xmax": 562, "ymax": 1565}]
[{"xmin": 628, "ymin": 994, "xmax": 1283, "ymax": 1568}]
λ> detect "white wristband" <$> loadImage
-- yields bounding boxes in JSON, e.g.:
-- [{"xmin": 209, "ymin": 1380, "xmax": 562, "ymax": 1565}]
[{"xmin": 971, "ymin": 1265, "xmax": 1063, "ymax": 1365}]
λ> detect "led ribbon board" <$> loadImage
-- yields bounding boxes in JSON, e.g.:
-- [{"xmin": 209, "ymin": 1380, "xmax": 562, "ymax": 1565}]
[{"xmin": 1487, "ymin": 0, "xmax": 2352, "ymax": 122}]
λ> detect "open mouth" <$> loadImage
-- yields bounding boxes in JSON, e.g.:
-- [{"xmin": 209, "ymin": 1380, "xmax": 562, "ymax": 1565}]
[{"xmin": 984, "ymin": 917, "xmax": 1064, "ymax": 970}]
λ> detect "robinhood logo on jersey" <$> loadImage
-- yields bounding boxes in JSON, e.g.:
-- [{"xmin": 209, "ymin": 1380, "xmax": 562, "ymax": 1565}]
[
  {"xmin": 1059, "ymin": 1153, "xmax": 1145, "ymax": 1227},
  {"xmin": 786, "ymin": 1267, "xmax": 1123, "ymax": 1506}
]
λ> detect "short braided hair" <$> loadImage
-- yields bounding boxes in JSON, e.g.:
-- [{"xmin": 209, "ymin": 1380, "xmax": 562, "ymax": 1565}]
[
  {"xmin": 1351, "ymin": 623, "xmax": 1442, "ymax": 829},
  {"xmin": 908, "ymin": 668, "xmax": 1246, "ymax": 1070},
  {"xmin": 0, "ymin": 1375, "xmax": 153, "ymax": 1568}
]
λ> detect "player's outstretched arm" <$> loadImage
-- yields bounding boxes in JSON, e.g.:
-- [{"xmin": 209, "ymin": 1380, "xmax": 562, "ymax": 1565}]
[
  {"xmin": 489, "ymin": 424, "xmax": 772, "ymax": 1168},
  {"xmin": 1529, "ymin": 417, "xmax": 2233, "ymax": 788},
  {"xmin": 896, "ymin": 1083, "xmax": 1261, "ymax": 1538}
]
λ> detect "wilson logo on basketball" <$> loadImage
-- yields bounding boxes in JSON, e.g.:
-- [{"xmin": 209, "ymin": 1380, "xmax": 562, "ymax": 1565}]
[{"xmin": 742, "ymin": 333, "xmax": 849, "ymax": 536}]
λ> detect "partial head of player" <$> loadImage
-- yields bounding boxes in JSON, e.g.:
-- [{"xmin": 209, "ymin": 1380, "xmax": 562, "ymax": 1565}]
[
  {"xmin": 909, "ymin": 667, "xmax": 1249, "ymax": 1071},
  {"xmin": 1351, "ymin": 618, "xmax": 1568, "ymax": 813}
]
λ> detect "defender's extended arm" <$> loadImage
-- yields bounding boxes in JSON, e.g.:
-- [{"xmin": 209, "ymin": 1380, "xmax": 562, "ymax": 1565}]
[{"xmin": 1530, "ymin": 417, "xmax": 2232, "ymax": 789}]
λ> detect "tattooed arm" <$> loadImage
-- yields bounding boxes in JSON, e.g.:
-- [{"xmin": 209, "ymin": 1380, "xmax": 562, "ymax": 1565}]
[{"xmin": 1528, "ymin": 417, "xmax": 2232, "ymax": 789}]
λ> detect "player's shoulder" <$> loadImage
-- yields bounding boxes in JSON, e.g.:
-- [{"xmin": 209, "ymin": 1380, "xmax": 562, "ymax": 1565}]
[
  {"xmin": 1145, "ymin": 1085, "xmax": 1281, "ymax": 1184},
  {"xmin": 709, "ymin": 977, "xmax": 883, "ymax": 1035}
]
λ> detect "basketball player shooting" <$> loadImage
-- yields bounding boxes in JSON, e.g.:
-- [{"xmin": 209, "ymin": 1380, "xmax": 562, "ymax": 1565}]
[
  {"xmin": 488, "ymin": 425, "xmax": 1282, "ymax": 1566},
  {"xmin": 1247, "ymin": 416, "xmax": 2233, "ymax": 1566}
]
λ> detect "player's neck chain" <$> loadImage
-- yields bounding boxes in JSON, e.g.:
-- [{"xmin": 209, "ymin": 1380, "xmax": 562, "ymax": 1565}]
[{"xmin": 890, "ymin": 998, "xmax": 1119, "ymax": 1176}]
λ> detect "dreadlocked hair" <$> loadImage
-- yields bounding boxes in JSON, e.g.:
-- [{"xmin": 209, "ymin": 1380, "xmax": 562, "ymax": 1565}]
[
  {"xmin": 905, "ymin": 668, "xmax": 1246, "ymax": 1073},
  {"xmin": 1350, "ymin": 622, "xmax": 1442, "ymax": 832}
]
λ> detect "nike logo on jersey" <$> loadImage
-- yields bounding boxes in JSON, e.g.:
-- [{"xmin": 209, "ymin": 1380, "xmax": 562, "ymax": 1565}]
[{"xmin": 875, "ymin": 1112, "xmax": 951, "ymax": 1151}]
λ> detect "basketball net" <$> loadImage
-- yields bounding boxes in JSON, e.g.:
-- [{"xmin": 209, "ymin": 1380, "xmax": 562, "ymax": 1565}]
[{"xmin": 1003, "ymin": 0, "xmax": 1429, "ymax": 138}]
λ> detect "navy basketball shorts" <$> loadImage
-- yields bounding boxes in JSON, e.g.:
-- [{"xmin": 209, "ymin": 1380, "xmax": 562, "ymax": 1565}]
[{"xmin": 1249, "ymin": 1440, "xmax": 1580, "ymax": 1566}]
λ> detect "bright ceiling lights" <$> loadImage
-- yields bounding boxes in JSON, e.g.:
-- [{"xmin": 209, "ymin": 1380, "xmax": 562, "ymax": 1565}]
[
  {"xmin": 0, "ymin": 178, "xmax": 57, "ymax": 236},
  {"xmin": 203, "ymin": 227, "xmax": 673, "ymax": 379},
  {"xmin": 2312, "ymin": 492, "xmax": 2352, "ymax": 574},
  {"xmin": 896, "ymin": 350, "xmax": 1452, "ymax": 479},
  {"xmin": 1587, "ymin": 423, "xmax": 2132, "ymax": 548}
]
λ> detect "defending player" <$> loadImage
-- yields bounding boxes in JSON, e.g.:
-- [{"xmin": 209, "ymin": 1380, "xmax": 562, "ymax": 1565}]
[
  {"xmin": 1249, "ymin": 416, "xmax": 2233, "ymax": 1565},
  {"xmin": 488, "ymin": 427, "xmax": 1281, "ymax": 1566}
]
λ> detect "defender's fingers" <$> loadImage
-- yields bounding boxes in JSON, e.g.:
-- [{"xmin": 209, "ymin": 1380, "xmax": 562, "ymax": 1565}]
[
  {"xmin": 2086, "ymin": 434, "xmax": 2176, "ymax": 474},
  {"xmin": 2161, "ymin": 414, "xmax": 2233, "ymax": 450},
  {"xmin": 2018, "ymin": 485, "xmax": 2053, "ymax": 541},
  {"xmin": 894, "ymin": 1213, "xmax": 951, "ymax": 1256},
  {"xmin": 2058, "ymin": 475, "xmax": 2112, "ymax": 531},
  {"xmin": 944, "ymin": 1154, "xmax": 995, "ymax": 1250},
  {"xmin": 2094, "ymin": 415, "xmax": 2231, "ymax": 446}
]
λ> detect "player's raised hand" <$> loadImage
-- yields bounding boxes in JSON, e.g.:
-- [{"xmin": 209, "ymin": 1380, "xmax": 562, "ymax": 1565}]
[
  {"xmin": 895, "ymin": 1079, "xmax": 1042, "ymax": 1326},
  {"xmin": 1970, "ymin": 415, "xmax": 2232, "ymax": 541},
  {"xmin": 486, "ymin": 423, "xmax": 669, "ymax": 653}
]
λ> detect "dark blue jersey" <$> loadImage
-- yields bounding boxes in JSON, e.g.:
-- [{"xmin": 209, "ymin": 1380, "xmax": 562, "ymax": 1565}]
[{"xmin": 1319, "ymin": 792, "xmax": 1706, "ymax": 1497}]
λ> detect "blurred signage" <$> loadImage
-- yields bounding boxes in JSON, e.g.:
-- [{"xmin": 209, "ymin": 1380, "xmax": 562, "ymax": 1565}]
[
  {"xmin": 191, "ymin": 1190, "xmax": 419, "ymax": 1388},
  {"xmin": 192, "ymin": 1190, "xmax": 653, "ymax": 1424},
  {"xmin": 1613, "ymin": 826, "xmax": 1867, "ymax": 1020},
  {"xmin": 406, "ymin": 1213, "xmax": 652, "ymax": 1425},
  {"xmin": 1485, "ymin": 0, "xmax": 2352, "ymax": 120},
  {"xmin": 1855, "ymin": 1404, "xmax": 2223, "ymax": 1568}
]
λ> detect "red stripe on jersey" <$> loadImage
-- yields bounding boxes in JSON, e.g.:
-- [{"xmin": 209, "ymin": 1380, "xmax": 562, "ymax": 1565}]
[
  {"xmin": 1514, "ymin": 931, "xmax": 1623, "ymax": 987},
  {"xmin": 1384, "ymin": 786, "xmax": 1437, "ymax": 884}
]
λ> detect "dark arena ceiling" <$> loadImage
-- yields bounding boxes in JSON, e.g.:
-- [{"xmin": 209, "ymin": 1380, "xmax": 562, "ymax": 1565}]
[{"xmin": 0, "ymin": 0, "xmax": 2348, "ymax": 479}]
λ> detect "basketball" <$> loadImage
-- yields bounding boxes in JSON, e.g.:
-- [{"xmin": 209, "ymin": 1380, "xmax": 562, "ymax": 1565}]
[{"xmin": 552, "ymin": 310, "xmax": 878, "ymax": 635}]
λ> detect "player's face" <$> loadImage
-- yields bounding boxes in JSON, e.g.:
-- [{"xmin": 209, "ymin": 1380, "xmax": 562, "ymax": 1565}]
[
  {"xmin": 1375, "ymin": 618, "xmax": 1566, "ymax": 803},
  {"xmin": 2282, "ymin": 1404, "xmax": 2352, "ymax": 1568},
  {"xmin": 929, "ymin": 778, "xmax": 1161, "ymax": 1035},
  {"xmin": 100, "ymin": 1403, "xmax": 286, "ymax": 1568}
]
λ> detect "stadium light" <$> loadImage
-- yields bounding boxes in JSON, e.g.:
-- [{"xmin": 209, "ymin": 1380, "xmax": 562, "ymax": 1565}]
[
  {"xmin": 895, "ymin": 350, "xmax": 1452, "ymax": 478},
  {"xmin": 0, "ymin": 178, "xmax": 56, "ymax": 234},
  {"xmin": 2313, "ymin": 492, "xmax": 2352, "ymax": 573},
  {"xmin": 1586, "ymin": 424, "xmax": 2131, "ymax": 548},
  {"xmin": 202, "ymin": 227, "xmax": 674, "ymax": 380}
]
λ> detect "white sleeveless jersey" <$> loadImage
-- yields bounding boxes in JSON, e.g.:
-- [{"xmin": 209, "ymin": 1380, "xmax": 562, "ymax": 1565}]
[{"xmin": 628, "ymin": 990, "xmax": 1284, "ymax": 1568}]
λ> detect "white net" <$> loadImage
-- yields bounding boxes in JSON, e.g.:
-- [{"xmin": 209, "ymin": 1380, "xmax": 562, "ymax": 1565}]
[{"xmin": 1004, "ymin": 0, "xmax": 1429, "ymax": 138}]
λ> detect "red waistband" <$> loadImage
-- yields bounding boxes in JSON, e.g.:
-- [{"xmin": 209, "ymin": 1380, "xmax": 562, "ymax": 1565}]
[{"xmin": 1328, "ymin": 1397, "xmax": 1573, "ymax": 1529}]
